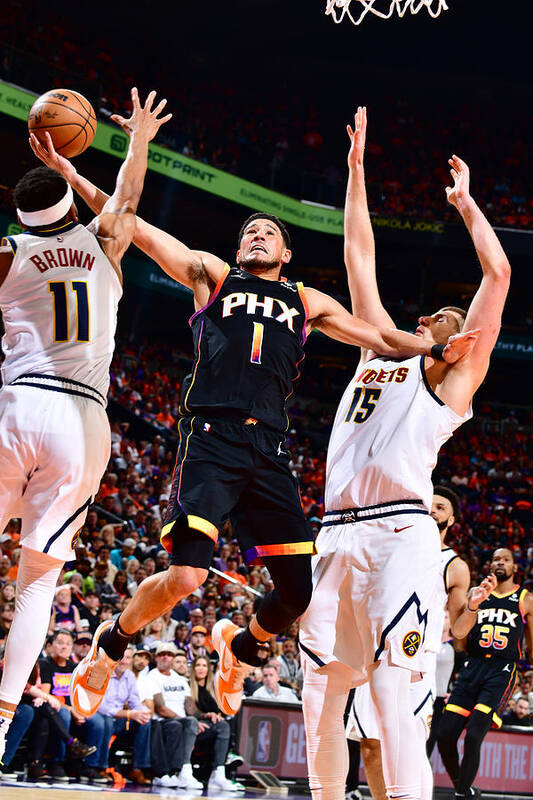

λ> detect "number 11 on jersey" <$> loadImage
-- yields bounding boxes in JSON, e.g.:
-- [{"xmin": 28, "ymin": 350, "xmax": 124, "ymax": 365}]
[
  {"xmin": 250, "ymin": 322, "xmax": 264, "ymax": 364},
  {"xmin": 49, "ymin": 280, "xmax": 90, "ymax": 343}
]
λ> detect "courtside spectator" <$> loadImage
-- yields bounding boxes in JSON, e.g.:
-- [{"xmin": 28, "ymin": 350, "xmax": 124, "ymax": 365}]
[
  {"xmin": 96, "ymin": 647, "xmax": 152, "ymax": 784},
  {"xmin": 149, "ymin": 642, "xmax": 203, "ymax": 789},
  {"xmin": 277, "ymin": 637, "xmax": 303, "ymax": 695},
  {"xmin": 252, "ymin": 663, "xmax": 299, "ymax": 703},
  {"xmin": 188, "ymin": 655, "xmax": 243, "ymax": 792},
  {"xmin": 38, "ymin": 631, "xmax": 105, "ymax": 783}
]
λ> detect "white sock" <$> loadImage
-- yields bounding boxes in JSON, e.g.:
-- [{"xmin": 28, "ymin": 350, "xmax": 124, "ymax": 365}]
[
  {"xmin": 0, "ymin": 547, "xmax": 62, "ymax": 705},
  {"xmin": 368, "ymin": 657, "xmax": 423, "ymax": 800},
  {"xmin": 302, "ymin": 659, "xmax": 352, "ymax": 800}
]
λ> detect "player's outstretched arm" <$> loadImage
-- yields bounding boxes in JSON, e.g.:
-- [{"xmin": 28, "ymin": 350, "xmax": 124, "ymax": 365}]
[
  {"xmin": 29, "ymin": 104, "xmax": 225, "ymax": 293},
  {"xmin": 452, "ymin": 573, "xmax": 497, "ymax": 640},
  {"xmin": 440, "ymin": 157, "xmax": 511, "ymax": 403},
  {"xmin": 94, "ymin": 88, "xmax": 172, "ymax": 268},
  {"xmin": 305, "ymin": 286, "xmax": 479, "ymax": 361},
  {"xmin": 344, "ymin": 107, "xmax": 395, "ymax": 329}
]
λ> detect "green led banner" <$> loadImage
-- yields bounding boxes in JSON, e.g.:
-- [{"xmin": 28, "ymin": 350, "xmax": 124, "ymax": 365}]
[{"xmin": 0, "ymin": 79, "xmax": 344, "ymax": 236}]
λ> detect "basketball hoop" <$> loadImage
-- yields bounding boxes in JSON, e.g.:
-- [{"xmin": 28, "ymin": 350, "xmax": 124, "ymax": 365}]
[{"xmin": 325, "ymin": 0, "xmax": 448, "ymax": 25}]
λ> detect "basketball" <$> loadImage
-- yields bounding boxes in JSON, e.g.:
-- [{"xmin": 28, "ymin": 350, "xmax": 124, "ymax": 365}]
[{"xmin": 28, "ymin": 89, "xmax": 97, "ymax": 158}]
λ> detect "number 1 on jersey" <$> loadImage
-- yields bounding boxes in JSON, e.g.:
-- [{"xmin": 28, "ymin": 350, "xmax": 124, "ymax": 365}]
[
  {"xmin": 49, "ymin": 281, "xmax": 90, "ymax": 343},
  {"xmin": 250, "ymin": 322, "xmax": 264, "ymax": 364}
]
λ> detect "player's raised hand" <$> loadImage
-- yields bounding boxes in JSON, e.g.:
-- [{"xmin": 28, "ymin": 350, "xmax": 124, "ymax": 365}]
[
  {"xmin": 346, "ymin": 106, "xmax": 367, "ymax": 169},
  {"xmin": 110, "ymin": 87, "xmax": 172, "ymax": 142},
  {"xmin": 29, "ymin": 131, "xmax": 77, "ymax": 183},
  {"xmin": 467, "ymin": 573, "xmax": 497, "ymax": 611},
  {"xmin": 445, "ymin": 155, "xmax": 472, "ymax": 211},
  {"xmin": 442, "ymin": 328, "xmax": 481, "ymax": 363}
]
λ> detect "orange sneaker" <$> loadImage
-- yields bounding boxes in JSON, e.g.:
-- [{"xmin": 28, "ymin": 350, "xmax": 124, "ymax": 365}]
[
  {"xmin": 70, "ymin": 619, "xmax": 117, "ymax": 717},
  {"xmin": 212, "ymin": 620, "xmax": 249, "ymax": 715}
]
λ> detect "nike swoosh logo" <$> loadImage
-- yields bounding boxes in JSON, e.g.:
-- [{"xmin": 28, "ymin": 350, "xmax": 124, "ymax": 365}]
[{"xmin": 394, "ymin": 525, "xmax": 414, "ymax": 533}]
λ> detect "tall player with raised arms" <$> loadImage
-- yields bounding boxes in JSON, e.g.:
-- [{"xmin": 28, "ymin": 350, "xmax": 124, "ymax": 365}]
[
  {"xmin": 299, "ymin": 106, "xmax": 511, "ymax": 800},
  {"xmin": 31, "ymin": 122, "xmax": 477, "ymax": 724},
  {"xmin": 0, "ymin": 89, "xmax": 171, "ymax": 762}
]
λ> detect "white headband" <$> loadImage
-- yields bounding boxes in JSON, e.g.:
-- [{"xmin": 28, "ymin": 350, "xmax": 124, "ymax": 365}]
[{"xmin": 17, "ymin": 185, "xmax": 74, "ymax": 227}]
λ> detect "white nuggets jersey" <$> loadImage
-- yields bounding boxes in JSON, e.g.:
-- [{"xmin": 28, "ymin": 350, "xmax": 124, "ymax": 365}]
[
  {"xmin": 326, "ymin": 355, "xmax": 472, "ymax": 512},
  {"xmin": 0, "ymin": 221, "xmax": 122, "ymax": 398}
]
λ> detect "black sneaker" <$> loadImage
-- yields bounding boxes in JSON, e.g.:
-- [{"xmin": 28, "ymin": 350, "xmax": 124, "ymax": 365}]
[
  {"xmin": 50, "ymin": 763, "xmax": 69, "ymax": 783},
  {"xmin": 67, "ymin": 738, "xmax": 97, "ymax": 760},
  {"xmin": 455, "ymin": 789, "xmax": 482, "ymax": 800},
  {"xmin": 0, "ymin": 766, "xmax": 18, "ymax": 781},
  {"xmin": 26, "ymin": 761, "xmax": 51, "ymax": 782},
  {"xmin": 80, "ymin": 767, "xmax": 112, "ymax": 785}
]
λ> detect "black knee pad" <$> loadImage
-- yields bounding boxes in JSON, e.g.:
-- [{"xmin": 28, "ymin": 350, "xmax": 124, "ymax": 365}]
[
  {"xmin": 267, "ymin": 553, "xmax": 312, "ymax": 614},
  {"xmin": 257, "ymin": 554, "xmax": 313, "ymax": 633},
  {"xmin": 167, "ymin": 514, "xmax": 215, "ymax": 568}
]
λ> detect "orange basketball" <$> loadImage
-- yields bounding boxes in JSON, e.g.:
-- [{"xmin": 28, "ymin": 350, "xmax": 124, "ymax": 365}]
[{"xmin": 28, "ymin": 89, "xmax": 97, "ymax": 158}]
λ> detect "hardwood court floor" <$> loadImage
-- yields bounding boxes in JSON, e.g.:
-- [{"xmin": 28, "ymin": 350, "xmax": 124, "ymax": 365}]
[{"xmin": 0, "ymin": 783, "xmax": 281, "ymax": 800}]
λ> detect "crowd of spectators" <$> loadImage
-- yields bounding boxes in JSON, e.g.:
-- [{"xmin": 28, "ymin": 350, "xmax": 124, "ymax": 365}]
[
  {"xmin": 0, "ymin": 332, "xmax": 531, "ymax": 782},
  {"xmin": 1, "ymin": 1, "xmax": 532, "ymax": 229}
]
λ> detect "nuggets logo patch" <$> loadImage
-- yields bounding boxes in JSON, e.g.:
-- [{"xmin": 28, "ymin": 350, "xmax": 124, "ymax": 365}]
[{"xmin": 402, "ymin": 630, "xmax": 421, "ymax": 657}]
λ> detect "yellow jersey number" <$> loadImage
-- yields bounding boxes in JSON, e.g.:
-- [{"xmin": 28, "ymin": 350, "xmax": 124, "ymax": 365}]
[{"xmin": 345, "ymin": 387, "xmax": 382, "ymax": 424}]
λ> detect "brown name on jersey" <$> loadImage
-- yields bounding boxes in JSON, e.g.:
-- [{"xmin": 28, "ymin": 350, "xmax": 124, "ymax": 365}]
[{"xmin": 29, "ymin": 249, "xmax": 96, "ymax": 274}]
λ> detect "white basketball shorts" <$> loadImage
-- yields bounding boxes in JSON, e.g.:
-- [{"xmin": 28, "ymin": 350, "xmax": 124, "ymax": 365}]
[
  {"xmin": 346, "ymin": 668, "xmax": 437, "ymax": 742},
  {"xmin": 0, "ymin": 380, "xmax": 110, "ymax": 561},
  {"xmin": 299, "ymin": 502, "xmax": 441, "ymax": 684}
]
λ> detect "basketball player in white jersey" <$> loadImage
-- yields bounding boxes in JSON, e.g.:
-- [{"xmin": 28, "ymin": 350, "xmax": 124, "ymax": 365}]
[
  {"xmin": 299, "ymin": 106, "xmax": 511, "ymax": 800},
  {"xmin": 345, "ymin": 486, "xmax": 496, "ymax": 800},
  {"xmin": 0, "ymin": 88, "xmax": 171, "ymax": 761}
]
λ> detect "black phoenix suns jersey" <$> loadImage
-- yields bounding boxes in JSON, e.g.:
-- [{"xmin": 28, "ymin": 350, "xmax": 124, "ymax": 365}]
[
  {"xmin": 467, "ymin": 585, "xmax": 528, "ymax": 661},
  {"xmin": 180, "ymin": 265, "xmax": 309, "ymax": 432}
]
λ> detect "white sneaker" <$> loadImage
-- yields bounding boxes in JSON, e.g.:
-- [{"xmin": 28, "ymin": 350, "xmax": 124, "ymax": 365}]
[
  {"xmin": 153, "ymin": 774, "xmax": 179, "ymax": 787},
  {"xmin": 208, "ymin": 766, "xmax": 245, "ymax": 792},
  {"xmin": 176, "ymin": 763, "xmax": 204, "ymax": 790}
]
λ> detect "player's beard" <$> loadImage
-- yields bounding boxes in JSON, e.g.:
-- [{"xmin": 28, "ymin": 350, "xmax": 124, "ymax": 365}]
[
  {"xmin": 434, "ymin": 517, "xmax": 451, "ymax": 532},
  {"xmin": 494, "ymin": 566, "xmax": 511, "ymax": 584}
]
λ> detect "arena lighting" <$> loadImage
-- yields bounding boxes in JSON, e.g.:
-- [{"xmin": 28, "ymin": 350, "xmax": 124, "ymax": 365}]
[{"xmin": 300, "ymin": 199, "xmax": 338, "ymax": 210}]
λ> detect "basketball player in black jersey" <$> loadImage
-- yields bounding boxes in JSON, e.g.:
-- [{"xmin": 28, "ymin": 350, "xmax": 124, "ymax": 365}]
[
  {"xmin": 438, "ymin": 548, "xmax": 533, "ymax": 800},
  {"xmin": 31, "ymin": 132, "xmax": 478, "ymax": 719}
]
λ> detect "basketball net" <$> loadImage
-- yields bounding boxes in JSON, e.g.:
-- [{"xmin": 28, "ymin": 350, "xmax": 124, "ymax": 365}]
[{"xmin": 325, "ymin": 0, "xmax": 448, "ymax": 25}]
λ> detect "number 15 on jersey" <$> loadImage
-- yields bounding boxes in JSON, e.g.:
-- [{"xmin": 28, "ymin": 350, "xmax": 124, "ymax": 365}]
[{"xmin": 345, "ymin": 387, "xmax": 382, "ymax": 424}]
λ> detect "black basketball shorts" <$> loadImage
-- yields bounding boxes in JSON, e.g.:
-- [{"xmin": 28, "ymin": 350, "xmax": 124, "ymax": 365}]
[
  {"xmin": 161, "ymin": 414, "xmax": 315, "ymax": 569},
  {"xmin": 445, "ymin": 656, "xmax": 518, "ymax": 727}
]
